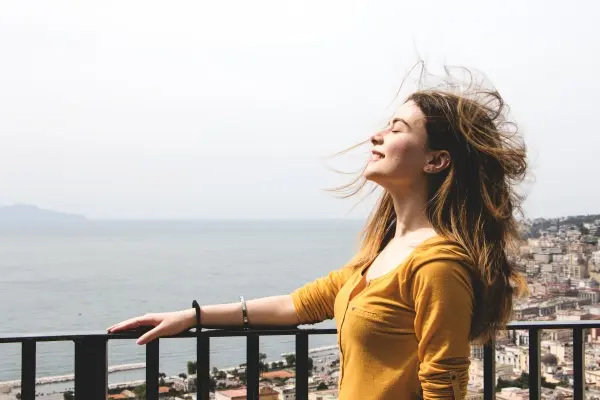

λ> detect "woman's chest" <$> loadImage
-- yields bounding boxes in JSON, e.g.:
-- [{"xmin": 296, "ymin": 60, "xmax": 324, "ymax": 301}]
[{"xmin": 333, "ymin": 274, "xmax": 416, "ymax": 338}]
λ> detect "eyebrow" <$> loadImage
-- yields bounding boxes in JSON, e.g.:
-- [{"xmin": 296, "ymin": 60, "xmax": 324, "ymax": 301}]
[{"xmin": 390, "ymin": 118, "xmax": 411, "ymax": 130}]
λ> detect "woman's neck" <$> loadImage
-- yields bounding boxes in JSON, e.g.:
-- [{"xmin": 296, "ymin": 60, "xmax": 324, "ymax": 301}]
[{"xmin": 388, "ymin": 184, "xmax": 433, "ymax": 240}]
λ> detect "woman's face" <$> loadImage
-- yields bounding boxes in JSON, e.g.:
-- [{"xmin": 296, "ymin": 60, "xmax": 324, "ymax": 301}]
[{"xmin": 364, "ymin": 100, "xmax": 432, "ymax": 189}]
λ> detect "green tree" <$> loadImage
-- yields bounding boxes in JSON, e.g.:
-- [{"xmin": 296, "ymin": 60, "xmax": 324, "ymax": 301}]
[
  {"xmin": 193, "ymin": 376, "xmax": 219, "ymax": 393},
  {"xmin": 238, "ymin": 370, "xmax": 247, "ymax": 385},
  {"xmin": 317, "ymin": 382, "xmax": 328, "ymax": 391},
  {"xmin": 542, "ymin": 380, "xmax": 557, "ymax": 389},
  {"xmin": 496, "ymin": 378, "xmax": 512, "ymax": 391},
  {"xmin": 285, "ymin": 354, "xmax": 296, "ymax": 367},
  {"xmin": 273, "ymin": 377, "xmax": 286, "ymax": 386},
  {"xmin": 15, "ymin": 394, "xmax": 21, "ymax": 400},
  {"xmin": 495, "ymin": 372, "xmax": 556, "ymax": 391},
  {"xmin": 212, "ymin": 367, "xmax": 219, "ymax": 376},
  {"xmin": 63, "ymin": 392, "xmax": 74, "ymax": 400},
  {"xmin": 187, "ymin": 361, "xmax": 198, "ymax": 375},
  {"xmin": 541, "ymin": 353, "xmax": 558, "ymax": 366},
  {"xmin": 134, "ymin": 384, "xmax": 146, "ymax": 400},
  {"xmin": 516, "ymin": 372, "xmax": 529, "ymax": 388},
  {"xmin": 579, "ymin": 223, "xmax": 590, "ymax": 235},
  {"xmin": 259, "ymin": 352, "xmax": 269, "ymax": 372},
  {"xmin": 158, "ymin": 371, "xmax": 167, "ymax": 386},
  {"xmin": 259, "ymin": 362, "xmax": 269, "ymax": 372},
  {"xmin": 179, "ymin": 373, "xmax": 188, "ymax": 379},
  {"xmin": 217, "ymin": 370, "xmax": 227, "ymax": 380}
]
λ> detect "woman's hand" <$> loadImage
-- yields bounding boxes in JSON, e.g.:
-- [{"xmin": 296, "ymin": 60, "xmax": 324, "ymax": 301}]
[{"xmin": 107, "ymin": 309, "xmax": 195, "ymax": 345}]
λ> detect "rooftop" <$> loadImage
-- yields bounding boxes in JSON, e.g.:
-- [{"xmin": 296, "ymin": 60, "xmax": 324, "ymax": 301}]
[{"xmin": 261, "ymin": 370, "xmax": 295, "ymax": 379}]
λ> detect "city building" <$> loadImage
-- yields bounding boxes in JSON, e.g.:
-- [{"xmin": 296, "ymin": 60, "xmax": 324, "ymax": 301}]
[{"xmin": 215, "ymin": 386, "xmax": 279, "ymax": 400}]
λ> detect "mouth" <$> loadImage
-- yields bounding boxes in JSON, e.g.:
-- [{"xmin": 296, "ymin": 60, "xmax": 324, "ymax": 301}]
[{"xmin": 371, "ymin": 149, "xmax": 385, "ymax": 161}]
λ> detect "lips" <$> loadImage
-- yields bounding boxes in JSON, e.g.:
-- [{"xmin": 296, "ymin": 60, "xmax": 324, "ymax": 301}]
[{"xmin": 371, "ymin": 150, "xmax": 385, "ymax": 161}]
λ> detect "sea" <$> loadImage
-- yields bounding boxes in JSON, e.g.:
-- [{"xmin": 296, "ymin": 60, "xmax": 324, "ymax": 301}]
[{"xmin": 0, "ymin": 220, "xmax": 362, "ymax": 392}]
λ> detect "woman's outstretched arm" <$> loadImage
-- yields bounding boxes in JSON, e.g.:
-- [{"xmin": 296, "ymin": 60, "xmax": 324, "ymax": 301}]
[
  {"xmin": 107, "ymin": 294, "xmax": 299, "ymax": 345},
  {"xmin": 108, "ymin": 264, "xmax": 355, "ymax": 345}
]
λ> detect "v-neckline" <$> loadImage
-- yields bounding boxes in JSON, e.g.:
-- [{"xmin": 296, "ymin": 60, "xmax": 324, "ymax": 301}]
[{"xmin": 348, "ymin": 234, "xmax": 441, "ymax": 302}]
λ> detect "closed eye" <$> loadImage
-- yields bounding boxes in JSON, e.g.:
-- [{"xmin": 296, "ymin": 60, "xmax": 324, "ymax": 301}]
[
  {"xmin": 391, "ymin": 123, "xmax": 405, "ymax": 133},
  {"xmin": 387, "ymin": 117, "xmax": 411, "ymax": 132}
]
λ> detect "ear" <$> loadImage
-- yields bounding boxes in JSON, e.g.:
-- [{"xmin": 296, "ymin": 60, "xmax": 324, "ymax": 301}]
[{"xmin": 423, "ymin": 150, "xmax": 451, "ymax": 174}]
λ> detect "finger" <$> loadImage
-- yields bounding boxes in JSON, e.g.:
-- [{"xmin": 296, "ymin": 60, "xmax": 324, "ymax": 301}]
[
  {"xmin": 107, "ymin": 319, "xmax": 133, "ymax": 332},
  {"xmin": 108, "ymin": 318, "xmax": 142, "ymax": 332},
  {"xmin": 107, "ymin": 321, "xmax": 129, "ymax": 331},
  {"xmin": 137, "ymin": 324, "xmax": 165, "ymax": 345},
  {"xmin": 108, "ymin": 315, "xmax": 156, "ymax": 332}
]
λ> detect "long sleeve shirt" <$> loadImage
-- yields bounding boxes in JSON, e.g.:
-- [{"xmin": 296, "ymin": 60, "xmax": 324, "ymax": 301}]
[{"xmin": 290, "ymin": 236, "xmax": 474, "ymax": 399}]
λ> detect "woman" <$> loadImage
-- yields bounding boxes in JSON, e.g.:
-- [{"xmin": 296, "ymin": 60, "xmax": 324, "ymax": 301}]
[{"xmin": 108, "ymin": 68, "xmax": 527, "ymax": 399}]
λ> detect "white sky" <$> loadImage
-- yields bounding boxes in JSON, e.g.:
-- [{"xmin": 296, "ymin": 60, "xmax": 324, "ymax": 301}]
[{"xmin": 0, "ymin": 0, "xmax": 598, "ymax": 219}]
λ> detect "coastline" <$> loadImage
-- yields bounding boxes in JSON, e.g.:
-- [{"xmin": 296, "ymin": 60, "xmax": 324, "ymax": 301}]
[
  {"xmin": 0, "ymin": 344, "xmax": 340, "ymax": 391},
  {"xmin": 0, "ymin": 363, "xmax": 145, "ymax": 389}
]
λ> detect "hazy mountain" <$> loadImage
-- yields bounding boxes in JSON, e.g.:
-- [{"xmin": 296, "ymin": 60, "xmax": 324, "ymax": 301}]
[{"xmin": 0, "ymin": 204, "xmax": 86, "ymax": 224}]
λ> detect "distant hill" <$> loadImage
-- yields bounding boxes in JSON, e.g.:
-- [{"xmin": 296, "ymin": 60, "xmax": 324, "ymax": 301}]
[
  {"xmin": 530, "ymin": 214, "xmax": 600, "ymax": 230},
  {"xmin": 0, "ymin": 204, "xmax": 86, "ymax": 224},
  {"xmin": 559, "ymin": 214, "xmax": 600, "ymax": 227}
]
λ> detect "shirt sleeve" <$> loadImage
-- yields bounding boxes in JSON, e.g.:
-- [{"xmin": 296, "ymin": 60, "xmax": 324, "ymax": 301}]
[
  {"xmin": 411, "ymin": 259, "xmax": 474, "ymax": 399},
  {"xmin": 290, "ymin": 266, "xmax": 354, "ymax": 324}
]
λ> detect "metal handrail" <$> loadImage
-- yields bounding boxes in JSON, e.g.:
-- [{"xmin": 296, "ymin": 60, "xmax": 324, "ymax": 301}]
[{"xmin": 2, "ymin": 320, "xmax": 600, "ymax": 400}]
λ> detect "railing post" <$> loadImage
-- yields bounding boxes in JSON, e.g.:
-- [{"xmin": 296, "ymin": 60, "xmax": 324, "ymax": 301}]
[
  {"xmin": 295, "ymin": 332, "xmax": 309, "ymax": 400},
  {"xmin": 146, "ymin": 339, "xmax": 160, "ymax": 400},
  {"xmin": 246, "ymin": 333, "xmax": 260, "ymax": 400},
  {"xmin": 197, "ymin": 334, "xmax": 210, "ymax": 400},
  {"xmin": 483, "ymin": 338, "xmax": 496, "ymax": 400},
  {"xmin": 21, "ymin": 340, "xmax": 36, "ymax": 400},
  {"xmin": 573, "ymin": 327, "xmax": 585, "ymax": 400},
  {"xmin": 528, "ymin": 328, "xmax": 541, "ymax": 400},
  {"xmin": 74, "ymin": 336, "xmax": 107, "ymax": 400}
]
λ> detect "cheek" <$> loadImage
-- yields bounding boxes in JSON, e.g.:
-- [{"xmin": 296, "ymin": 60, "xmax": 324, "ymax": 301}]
[
  {"xmin": 389, "ymin": 140, "xmax": 410, "ymax": 154},
  {"xmin": 387, "ymin": 139, "xmax": 425, "ymax": 165}
]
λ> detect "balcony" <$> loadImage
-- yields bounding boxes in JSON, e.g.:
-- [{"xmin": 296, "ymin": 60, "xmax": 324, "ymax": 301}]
[{"xmin": 2, "ymin": 320, "xmax": 600, "ymax": 400}]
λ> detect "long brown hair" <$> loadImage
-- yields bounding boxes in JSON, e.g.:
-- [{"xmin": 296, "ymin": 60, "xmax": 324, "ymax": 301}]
[{"xmin": 331, "ymin": 65, "xmax": 528, "ymax": 343}]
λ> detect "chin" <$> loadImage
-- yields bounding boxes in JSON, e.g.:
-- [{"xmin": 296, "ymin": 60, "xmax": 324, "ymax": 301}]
[
  {"xmin": 364, "ymin": 163, "xmax": 399, "ymax": 189},
  {"xmin": 363, "ymin": 165, "xmax": 384, "ymax": 183}
]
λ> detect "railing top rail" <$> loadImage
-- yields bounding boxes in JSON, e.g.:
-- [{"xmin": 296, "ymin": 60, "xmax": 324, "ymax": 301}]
[
  {"xmin": 506, "ymin": 320, "xmax": 600, "ymax": 329},
  {"xmin": 1, "ymin": 320, "xmax": 600, "ymax": 343},
  {"xmin": 0, "ymin": 326, "xmax": 337, "ymax": 343}
]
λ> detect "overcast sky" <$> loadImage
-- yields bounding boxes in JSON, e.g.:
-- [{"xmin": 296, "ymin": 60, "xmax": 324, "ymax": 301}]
[{"xmin": 0, "ymin": 1, "xmax": 598, "ymax": 219}]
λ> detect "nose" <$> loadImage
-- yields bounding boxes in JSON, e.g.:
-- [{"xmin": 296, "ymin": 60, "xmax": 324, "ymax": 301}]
[{"xmin": 371, "ymin": 131, "xmax": 384, "ymax": 146}]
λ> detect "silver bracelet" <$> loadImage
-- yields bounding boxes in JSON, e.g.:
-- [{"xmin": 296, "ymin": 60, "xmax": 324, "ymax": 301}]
[{"xmin": 240, "ymin": 296, "xmax": 249, "ymax": 329}]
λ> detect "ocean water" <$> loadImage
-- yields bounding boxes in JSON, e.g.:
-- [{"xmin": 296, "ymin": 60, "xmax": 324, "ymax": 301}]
[{"xmin": 0, "ymin": 220, "xmax": 362, "ymax": 383}]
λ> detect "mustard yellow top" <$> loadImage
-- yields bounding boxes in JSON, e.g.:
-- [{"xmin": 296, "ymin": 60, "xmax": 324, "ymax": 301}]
[{"xmin": 291, "ymin": 237, "xmax": 474, "ymax": 400}]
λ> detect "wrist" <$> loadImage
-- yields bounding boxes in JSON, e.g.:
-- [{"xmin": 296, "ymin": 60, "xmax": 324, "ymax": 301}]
[{"xmin": 184, "ymin": 308, "xmax": 197, "ymax": 329}]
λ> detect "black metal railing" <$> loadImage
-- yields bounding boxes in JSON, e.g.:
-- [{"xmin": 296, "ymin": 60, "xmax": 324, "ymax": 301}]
[
  {"xmin": 483, "ymin": 320, "xmax": 600, "ymax": 400},
  {"xmin": 0, "ymin": 327, "xmax": 336, "ymax": 400},
  {"xmin": 2, "ymin": 320, "xmax": 600, "ymax": 400}
]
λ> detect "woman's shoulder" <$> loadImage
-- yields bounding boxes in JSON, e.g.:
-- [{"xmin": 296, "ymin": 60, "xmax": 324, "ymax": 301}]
[
  {"xmin": 393, "ymin": 237, "xmax": 474, "ymax": 295},
  {"xmin": 407, "ymin": 236, "xmax": 473, "ymax": 275}
]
